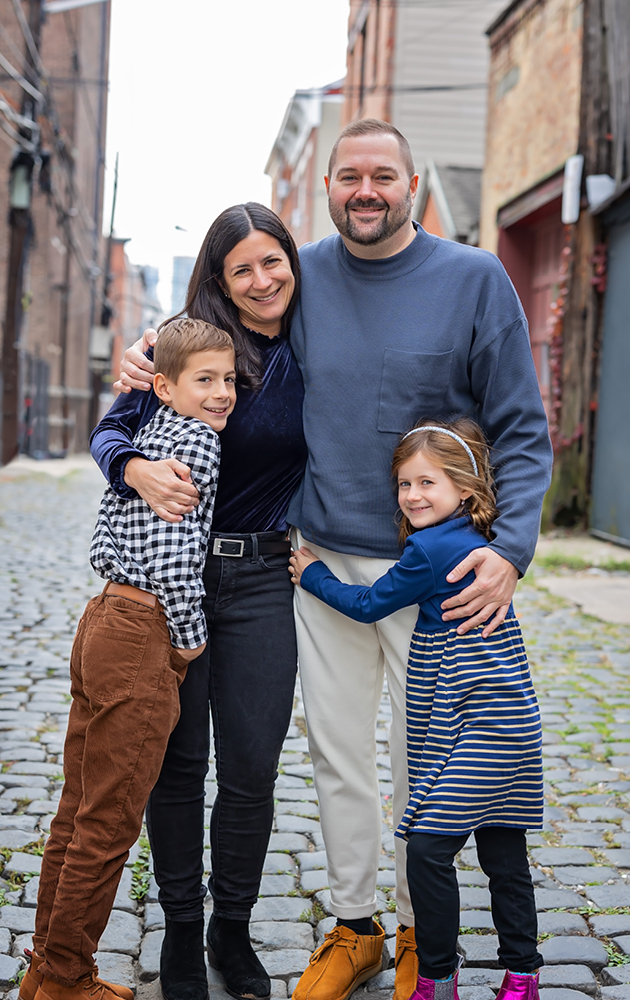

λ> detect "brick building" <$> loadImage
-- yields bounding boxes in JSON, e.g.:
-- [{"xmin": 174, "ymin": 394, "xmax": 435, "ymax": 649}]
[
  {"xmin": 266, "ymin": 81, "xmax": 343, "ymax": 246},
  {"xmin": 0, "ymin": 0, "xmax": 110, "ymax": 458},
  {"xmin": 343, "ymin": 0, "xmax": 505, "ymax": 174},
  {"xmin": 416, "ymin": 163, "xmax": 482, "ymax": 246},
  {"xmin": 341, "ymin": 0, "xmax": 505, "ymax": 244},
  {"xmin": 479, "ymin": 0, "xmax": 583, "ymax": 418},
  {"xmin": 480, "ymin": 0, "xmax": 630, "ymax": 535}
]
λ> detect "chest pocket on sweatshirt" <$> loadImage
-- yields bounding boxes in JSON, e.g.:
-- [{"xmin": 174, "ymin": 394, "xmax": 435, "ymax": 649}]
[{"xmin": 377, "ymin": 348, "xmax": 454, "ymax": 434}]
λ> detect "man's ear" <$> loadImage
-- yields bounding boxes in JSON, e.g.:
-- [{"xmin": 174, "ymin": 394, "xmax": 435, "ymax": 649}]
[
  {"xmin": 409, "ymin": 173, "xmax": 419, "ymax": 205},
  {"xmin": 153, "ymin": 372, "xmax": 172, "ymax": 405},
  {"xmin": 324, "ymin": 175, "xmax": 330, "ymax": 193}
]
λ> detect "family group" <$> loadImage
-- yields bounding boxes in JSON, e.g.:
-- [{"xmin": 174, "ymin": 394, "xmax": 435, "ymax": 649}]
[{"xmin": 20, "ymin": 119, "xmax": 552, "ymax": 1000}]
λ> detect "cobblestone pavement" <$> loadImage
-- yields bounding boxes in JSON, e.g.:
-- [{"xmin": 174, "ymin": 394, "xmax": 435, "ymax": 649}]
[{"xmin": 1, "ymin": 466, "xmax": 630, "ymax": 1000}]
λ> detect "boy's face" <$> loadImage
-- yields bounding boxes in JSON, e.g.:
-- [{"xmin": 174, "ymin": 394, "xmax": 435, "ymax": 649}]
[{"xmin": 153, "ymin": 349, "xmax": 237, "ymax": 431}]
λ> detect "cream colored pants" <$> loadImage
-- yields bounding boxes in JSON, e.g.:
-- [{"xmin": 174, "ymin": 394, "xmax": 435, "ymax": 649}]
[{"xmin": 292, "ymin": 530, "xmax": 417, "ymax": 926}]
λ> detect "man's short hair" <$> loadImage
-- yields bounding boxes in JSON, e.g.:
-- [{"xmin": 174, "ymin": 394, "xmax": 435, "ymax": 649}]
[
  {"xmin": 154, "ymin": 318, "xmax": 234, "ymax": 383},
  {"xmin": 327, "ymin": 119, "xmax": 415, "ymax": 179}
]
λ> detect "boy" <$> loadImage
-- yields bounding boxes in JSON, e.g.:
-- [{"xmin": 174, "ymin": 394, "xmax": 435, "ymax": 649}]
[{"xmin": 23, "ymin": 319, "xmax": 236, "ymax": 1000}]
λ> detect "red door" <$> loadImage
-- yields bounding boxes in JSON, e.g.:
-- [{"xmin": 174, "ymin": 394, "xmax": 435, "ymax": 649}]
[{"xmin": 529, "ymin": 215, "xmax": 564, "ymax": 413}]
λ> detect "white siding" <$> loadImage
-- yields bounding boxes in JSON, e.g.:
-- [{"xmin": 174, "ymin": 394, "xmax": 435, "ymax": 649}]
[{"xmin": 392, "ymin": 0, "xmax": 507, "ymax": 171}]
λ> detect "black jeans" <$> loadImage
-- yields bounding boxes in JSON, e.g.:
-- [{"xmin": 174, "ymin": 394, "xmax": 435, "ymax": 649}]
[
  {"xmin": 407, "ymin": 827, "xmax": 543, "ymax": 979},
  {"xmin": 145, "ymin": 532, "xmax": 298, "ymax": 921}
]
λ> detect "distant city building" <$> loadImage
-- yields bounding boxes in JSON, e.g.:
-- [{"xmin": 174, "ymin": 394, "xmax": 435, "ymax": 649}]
[
  {"xmin": 266, "ymin": 80, "xmax": 344, "ymax": 246},
  {"xmin": 141, "ymin": 266, "xmax": 162, "ymax": 332},
  {"xmin": 172, "ymin": 256, "xmax": 195, "ymax": 315}
]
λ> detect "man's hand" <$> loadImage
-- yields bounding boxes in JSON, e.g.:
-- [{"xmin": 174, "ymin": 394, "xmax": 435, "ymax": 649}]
[
  {"xmin": 113, "ymin": 328, "xmax": 157, "ymax": 394},
  {"xmin": 441, "ymin": 548, "xmax": 519, "ymax": 638},
  {"xmin": 289, "ymin": 546, "xmax": 320, "ymax": 586},
  {"xmin": 124, "ymin": 457, "xmax": 199, "ymax": 523}
]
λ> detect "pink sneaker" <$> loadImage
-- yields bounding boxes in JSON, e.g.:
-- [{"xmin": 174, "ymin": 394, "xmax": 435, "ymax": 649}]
[
  {"xmin": 408, "ymin": 969, "xmax": 461, "ymax": 1000},
  {"xmin": 496, "ymin": 971, "xmax": 540, "ymax": 1000}
]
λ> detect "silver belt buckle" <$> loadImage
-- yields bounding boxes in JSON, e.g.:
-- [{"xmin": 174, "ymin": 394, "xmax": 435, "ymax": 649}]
[{"xmin": 212, "ymin": 537, "xmax": 245, "ymax": 558}]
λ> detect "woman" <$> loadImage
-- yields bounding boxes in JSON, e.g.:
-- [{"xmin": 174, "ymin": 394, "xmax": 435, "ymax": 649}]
[{"xmin": 90, "ymin": 204, "xmax": 307, "ymax": 1000}]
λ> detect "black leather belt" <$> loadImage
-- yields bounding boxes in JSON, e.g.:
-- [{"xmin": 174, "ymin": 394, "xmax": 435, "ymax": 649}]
[{"xmin": 210, "ymin": 533, "xmax": 291, "ymax": 559}]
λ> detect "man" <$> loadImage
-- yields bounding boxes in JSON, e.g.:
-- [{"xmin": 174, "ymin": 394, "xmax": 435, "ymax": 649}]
[
  {"xmin": 286, "ymin": 119, "xmax": 551, "ymax": 1000},
  {"xmin": 116, "ymin": 119, "xmax": 551, "ymax": 1000}
]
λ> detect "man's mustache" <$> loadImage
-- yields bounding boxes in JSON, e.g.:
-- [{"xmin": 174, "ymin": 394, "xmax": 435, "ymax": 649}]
[{"xmin": 346, "ymin": 199, "xmax": 389, "ymax": 212}]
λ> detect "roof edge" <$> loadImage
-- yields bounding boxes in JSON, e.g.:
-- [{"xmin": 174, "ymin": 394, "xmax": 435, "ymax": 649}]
[{"xmin": 486, "ymin": 0, "xmax": 526, "ymax": 36}]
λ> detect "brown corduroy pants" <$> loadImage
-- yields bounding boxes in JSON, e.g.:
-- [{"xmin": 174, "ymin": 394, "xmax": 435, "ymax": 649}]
[{"xmin": 34, "ymin": 591, "xmax": 189, "ymax": 986}]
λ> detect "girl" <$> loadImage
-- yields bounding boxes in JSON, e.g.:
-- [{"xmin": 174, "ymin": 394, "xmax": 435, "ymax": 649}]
[{"xmin": 289, "ymin": 417, "xmax": 544, "ymax": 1000}]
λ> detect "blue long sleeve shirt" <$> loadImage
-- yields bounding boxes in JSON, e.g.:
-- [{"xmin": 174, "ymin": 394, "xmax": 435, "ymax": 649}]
[
  {"xmin": 288, "ymin": 225, "xmax": 552, "ymax": 575},
  {"xmin": 300, "ymin": 516, "xmax": 503, "ymax": 631}
]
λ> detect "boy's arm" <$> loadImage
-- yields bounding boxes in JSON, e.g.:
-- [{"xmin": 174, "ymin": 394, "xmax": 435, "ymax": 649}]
[
  {"xmin": 144, "ymin": 426, "xmax": 220, "ymax": 649},
  {"xmin": 143, "ymin": 509, "xmax": 209, "ymax": 649},
  {"xmin": 298, "ymin": 539, "xmax": 436, "ymax": 624}
]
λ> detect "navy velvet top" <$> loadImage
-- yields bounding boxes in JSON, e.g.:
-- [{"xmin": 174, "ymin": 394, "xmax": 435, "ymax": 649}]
[{"xmin": 90, "ymin": 329, "xmax": 307, "ymax": 534}]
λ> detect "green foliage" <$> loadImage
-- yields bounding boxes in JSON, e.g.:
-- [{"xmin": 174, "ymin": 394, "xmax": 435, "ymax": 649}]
[
  {"xmin": 604, "ymin": 940, "xmax": 630, "ymax": 966},
  {"xmin": 535, "ymin": 553, "xmax": 630, "ymax": 573},
  {"xmin": 129, "ymin": 839, "xmax": 152, "ymax": 901}
]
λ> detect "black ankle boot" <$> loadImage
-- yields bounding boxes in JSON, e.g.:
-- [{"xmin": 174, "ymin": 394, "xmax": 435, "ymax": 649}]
[
  {"xmin": 160, "ymin": 917, "xmax": 208, "ymax": 1000},
  {"xmin": 206, "ymin": 913, "xmax": 270, "ymax": 1000}
]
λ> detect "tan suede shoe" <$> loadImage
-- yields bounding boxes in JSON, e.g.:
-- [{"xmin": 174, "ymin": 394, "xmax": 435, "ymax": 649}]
[
  {"xmin": 22, "ymin": 956, "xmax": 133, "ymax": 1000},
  {"xmin": 292, "ymin": 923, "xmax": 384, "ymax": 1000},
  {"xmin": 393, "ymin": 926, "xmax": 418, "ymax": 1000},
  {"xmin": 34, "ymin": 973, "xmax": 133, "ymax": 1000}
]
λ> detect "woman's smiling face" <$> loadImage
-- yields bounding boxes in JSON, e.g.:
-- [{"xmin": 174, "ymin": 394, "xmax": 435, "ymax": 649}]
[{"xmin": 222, "ymin": 230, "xmax": 295, "ymax": 338}]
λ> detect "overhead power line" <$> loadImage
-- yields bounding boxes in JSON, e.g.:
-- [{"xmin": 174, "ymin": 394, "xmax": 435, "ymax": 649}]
[
  {"xmin": 10, "ymin": 0, "xmax": 44, "ymax": 74},
  {"xmin": 0, "ymin": 49, "xmax": 44, "ymax": 101}
]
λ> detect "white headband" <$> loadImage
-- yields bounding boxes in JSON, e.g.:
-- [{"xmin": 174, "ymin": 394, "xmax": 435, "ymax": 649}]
[{"xmin": 402, "ymin": 426, "xmax": 479, "ymax": 477}]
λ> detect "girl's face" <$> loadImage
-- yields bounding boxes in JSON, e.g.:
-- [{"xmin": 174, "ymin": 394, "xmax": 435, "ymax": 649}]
[
  {"xmin": 221, "ymin": 230, "xmax": 295, "ymax": 338},
  {"xmin": 397, "ymin": 449, "xmax": 472, "ymax": 530}
]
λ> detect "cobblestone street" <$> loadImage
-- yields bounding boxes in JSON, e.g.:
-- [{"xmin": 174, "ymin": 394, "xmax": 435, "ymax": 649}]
[{"xmin": 1, "ymin": 465, "xmax": 630, "ymax": 1000}]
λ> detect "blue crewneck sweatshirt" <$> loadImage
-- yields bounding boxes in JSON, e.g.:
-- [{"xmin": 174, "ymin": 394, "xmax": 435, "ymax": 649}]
[{"xmin": 288, "ymin": 225, "xmax": 552, "ymax": 575}]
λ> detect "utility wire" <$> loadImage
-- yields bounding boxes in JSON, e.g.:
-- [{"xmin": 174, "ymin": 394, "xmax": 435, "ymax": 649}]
[
  {"xmin": 0, "ymin": 49, "xmax": 43, "ymax": 100},
  {"xmin": 0, "ymin": 22, "xmax": 31, "ymax": 74},
  {"xmin": 10, "ymin": 0, "xmax": 45, "ymax": 75},
  {"xmin": 60, "ymin": 10, "xmax": 102, "ymax": 146},
  {"xmin": 295, "ymin": 82, "xmax": 487, "ymax": 96}
]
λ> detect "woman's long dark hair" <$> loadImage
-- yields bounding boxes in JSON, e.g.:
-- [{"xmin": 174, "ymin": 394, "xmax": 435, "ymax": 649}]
[{"xmin": 161, "ymin": 203, "xmax": 301, "ymax": 388}]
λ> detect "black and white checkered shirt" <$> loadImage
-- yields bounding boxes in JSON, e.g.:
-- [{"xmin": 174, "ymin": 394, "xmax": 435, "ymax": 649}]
[{"xmin": 90, "ymin": 405, "xmax": 220, "ymax": 649}]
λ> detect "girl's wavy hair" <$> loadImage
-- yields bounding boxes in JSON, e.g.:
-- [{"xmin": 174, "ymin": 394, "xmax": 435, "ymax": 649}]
[
  {"xmin": 392, "ymin": 417, "xmax": 498, "ymax": 545},
  {"xmin": 159, "ymin": 202, "xmax": 300, "ymax": 389}
]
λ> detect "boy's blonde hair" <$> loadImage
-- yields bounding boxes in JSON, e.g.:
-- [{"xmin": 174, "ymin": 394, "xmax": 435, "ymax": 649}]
[
  {"xmin": 392, "ymin": 417, "xmax": 497, "ymax": 545},
  {"xmin": 154, "ymin": 318, "xmax": 234, "ymax": 383}
]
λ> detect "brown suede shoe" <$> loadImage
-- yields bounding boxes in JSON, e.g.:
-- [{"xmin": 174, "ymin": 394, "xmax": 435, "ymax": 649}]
[
  {"xmin": 28, "ymin": 963, "xmax": 133, "ymax": 1000},
  {"xmin": 292, "ymin": 923, "xmax": 384, "ymax": 1000},
  {"xmin": 393, "ymin": 926, "xmax": 418, "ymax": 1000}
]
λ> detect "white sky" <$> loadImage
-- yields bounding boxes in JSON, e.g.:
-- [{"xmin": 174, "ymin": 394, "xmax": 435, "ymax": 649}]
[{"xmin": 104, "ymin": 0, "xmax": 350, "ymax": 310}]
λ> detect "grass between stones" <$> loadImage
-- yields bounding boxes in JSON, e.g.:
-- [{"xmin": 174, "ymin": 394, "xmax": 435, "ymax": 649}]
[{"xmin": 129, "ymin": 836, "xmax": 152, "ymax": 900}]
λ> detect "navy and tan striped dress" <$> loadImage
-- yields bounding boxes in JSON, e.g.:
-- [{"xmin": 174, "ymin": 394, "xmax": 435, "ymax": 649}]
[{"xmin": 299, "ymin": 515, "xmax": 544, "ymax": 838}]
